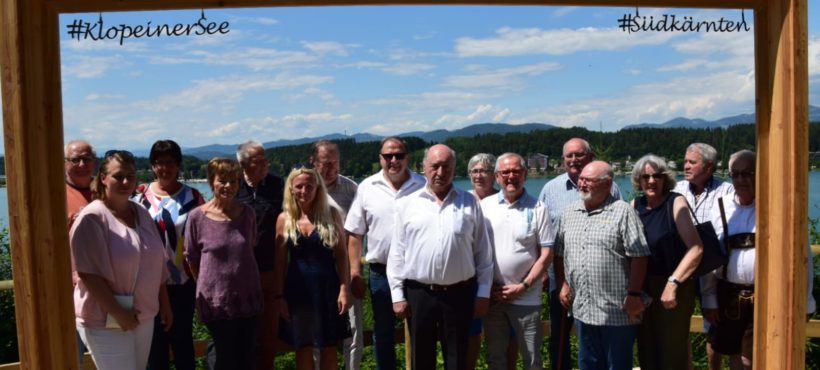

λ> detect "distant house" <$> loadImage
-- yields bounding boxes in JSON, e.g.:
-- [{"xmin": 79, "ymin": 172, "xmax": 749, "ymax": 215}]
[{"xmin": 527, "ymin": 153, "xmax": 549, "ymax": 171}]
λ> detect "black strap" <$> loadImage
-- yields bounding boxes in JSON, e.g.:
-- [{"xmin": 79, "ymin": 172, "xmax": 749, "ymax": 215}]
[{"xmin": 718, "ymin": 197, "xmax": 730, "ymax": 279}]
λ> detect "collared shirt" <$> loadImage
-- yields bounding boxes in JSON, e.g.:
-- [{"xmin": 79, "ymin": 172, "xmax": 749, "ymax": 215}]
[
  {"xmin": 700, "ymin": 195, "xmax": 816, "ymax": 313},
  {"xmin": 236, "ymin": 173, "xmax": 284, "ymax": 272},
  {"xmin": 539, "ymin": 172, "xmax": 622, "ymax": 291},
  {"xmin": 344, "ymin": 170, "xmax": 426, "ymax": 264},
  {"xmin": 481, "ymin": 190, "xmax": 552, "ymax": 306},
  {"xmin": 673, "ymin": 176, "xmax": 734, "ymax": 224},
  {"xmin": 327, "ymin": 174, "xmax": 358, "ymax": 216},
  {"xmin": 387, "ymin": 186, "xmax": 494, "ymax": 303},
  {"xmin": 554, "ymin": 195, "xmax": 650, "ymax": 326}
]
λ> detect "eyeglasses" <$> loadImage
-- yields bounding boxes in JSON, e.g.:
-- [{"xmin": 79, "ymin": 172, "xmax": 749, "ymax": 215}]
[
  {"xmin": 498, "ymin": 169, "xmax": 524, "ymax": 178},
  {"xmin": 730, "ymin": 170, "xmax": 755, "ymax": 180},
  {"xmin": 104, "ymin": 149, "xmax": 134, "ymax": 160},
  {"xmin": 65, "ymin": 155, "xmax": 95, "ymax": 165},
  {"xmin": 380, "ymin": 152, "xmax": 407, "ymax": 161},
  {"xmin": 469, "ymin": 168, "xmax": 492, "ymax": 176},
  {"xmin": 640, "ymin": 173, "xmax": 664, "ymax": 181}
]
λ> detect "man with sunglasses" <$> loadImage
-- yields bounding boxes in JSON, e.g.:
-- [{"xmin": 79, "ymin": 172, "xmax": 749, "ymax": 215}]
[
  {"xmin": 344, "ymin": 137, "xmax": 425, "ymax": 370},
  {"xmin": 310, "ymin": 139, "xmax": 361, "ymax": 370},
  {"xmin": 538, "ymin": 138, "xmax": 621, "ymax": 370}
]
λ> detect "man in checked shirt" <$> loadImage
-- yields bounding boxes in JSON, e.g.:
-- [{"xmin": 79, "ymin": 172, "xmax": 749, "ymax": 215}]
[{"xmin": 554, "ymin": 161, "xmax": 650, "ymax": 370}]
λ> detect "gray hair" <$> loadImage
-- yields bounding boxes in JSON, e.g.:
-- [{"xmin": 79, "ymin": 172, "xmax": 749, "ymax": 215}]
[
  {"xmin": 64, "ymin": 139, "xmax": 96, "ymax": 158},
  {"xmin": 728, "ymin": 149, "xmax": 756, "ymax": 170},
  {"xmin": 495, "ymin": 152, "xmax": 527, "ymax": 171},
  {"xmin": 236, "ymin": 140, "xmax": 264, "ymax": 164},
  {"xmin": 686, "ymin": 143, "xmax": 718, "ymax": 166},
  {"xmin": 563, "ymin": 138, "xmax": 593, "ymax": 157},
  {"xmin": 467, "ymin": 153, "xmax": 496, "ymax": 175},
  {"xmin": 631, "ymin": 154, "xmax": 676, "ymax": 192}
]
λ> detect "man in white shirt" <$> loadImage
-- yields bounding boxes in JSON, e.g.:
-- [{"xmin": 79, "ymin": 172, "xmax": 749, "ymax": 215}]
[
  {"xmin": 701, "ymin": 150, "xmax": 815, "ymax": 369},
  {"xmin": 481, "ymin": 153, "xmax": 552, "ymax": 370},
  {"xmin": 388, "ymin": 144, "xmax": 494, "ymax": 370},
  {"xmin": 344, "ymin": 137, "xmax": 426, "ymax": 370}
]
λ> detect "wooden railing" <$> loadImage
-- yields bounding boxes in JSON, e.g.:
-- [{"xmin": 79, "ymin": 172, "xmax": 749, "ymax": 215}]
[{"xmin": 1, "ymin": 245, "xmax": 820, "ymax": 369}]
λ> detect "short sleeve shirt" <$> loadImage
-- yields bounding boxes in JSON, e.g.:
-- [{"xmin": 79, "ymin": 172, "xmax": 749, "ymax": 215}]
[
  {"xmin": 481, "ymin": 190, "xmax": 552, "ymax": 305},
  {"xmin": 554, "ymin": 196, "xmax": 650, "ymax": 326},
  {"xmin": 70, "ymin": 200, "xmax": 168, "ymax": 328}
]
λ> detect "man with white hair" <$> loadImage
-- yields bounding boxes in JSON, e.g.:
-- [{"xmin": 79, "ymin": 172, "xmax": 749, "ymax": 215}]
[{"xmin": 481, "ymin": 152, "xmax": 552, "ymax": 370}]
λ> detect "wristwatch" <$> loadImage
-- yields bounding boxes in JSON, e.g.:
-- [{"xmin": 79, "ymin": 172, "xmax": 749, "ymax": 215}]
[
  {"xmin": 522, "ymin": 280, "xmax": 531, "ymax": 289},
  {"xmin": 667, "ymin": 276, "xmax": 681, "ymax": 286}
]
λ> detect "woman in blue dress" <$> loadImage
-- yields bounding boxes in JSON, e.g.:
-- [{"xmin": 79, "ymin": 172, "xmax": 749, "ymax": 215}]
[{"xmin": 273, "ymin": 167, "xmax": 351, "ymax": 370}]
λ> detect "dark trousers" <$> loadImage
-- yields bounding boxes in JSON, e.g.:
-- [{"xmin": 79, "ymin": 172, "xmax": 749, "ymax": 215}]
[
  {"xmin": 549, "ymin": 289, "xmax": 573, "ymax": 370},
  {"xmin": 206, "ymin": 316, "xmax": 258, "ymax": 370},
  {"xmin": 370, "ymin": 263, "xmax": 397, "ymax": 370},
  {"xmin": 148, "ymin": 280, "xmax": 196, "ymax": 370},
  {"xmin": 406, "ymin": 279, "xmax": 476, "ymax": 370}
]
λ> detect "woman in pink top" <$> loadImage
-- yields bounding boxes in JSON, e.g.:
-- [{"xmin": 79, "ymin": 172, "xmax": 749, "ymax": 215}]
[{"xmin": 70, "ymin": 150, "xmax": 172, "ymax": 370}]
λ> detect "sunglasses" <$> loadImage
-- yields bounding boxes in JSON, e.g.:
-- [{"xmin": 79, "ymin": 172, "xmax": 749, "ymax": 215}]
[
  {"xmin": 104, "ymin": 149, "xmax": 134, "ymax": 159},
  {"xmin": 730, "ymin": 170, "xmax": 755, "ymax": 180},
  {"xmin": 380, "ymin": 152, "xmax": 407, "ymax": 161},
  {"xmin": 640, "ymin": 173, "xmax": 664, "ymax": 181}
]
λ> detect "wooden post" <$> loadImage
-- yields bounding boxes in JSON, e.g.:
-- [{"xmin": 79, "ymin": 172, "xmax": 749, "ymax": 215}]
[
  {"xmin": 0, "ymin": 1, "xmax": 78, "ymax": 369},
  {"xmin": 753, "ymin": 0, "xmax": 809, "ymax": 369}
]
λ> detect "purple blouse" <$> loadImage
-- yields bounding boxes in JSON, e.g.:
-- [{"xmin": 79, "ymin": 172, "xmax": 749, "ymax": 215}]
[{"xmin": 184, "ymin": 204, "xmax": 263, "ymax": 322}]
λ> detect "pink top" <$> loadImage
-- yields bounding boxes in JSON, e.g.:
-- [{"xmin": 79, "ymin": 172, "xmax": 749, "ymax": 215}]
[{"xmin": 70, "ymin": 200, "xmax": 168, "ymax": 328}]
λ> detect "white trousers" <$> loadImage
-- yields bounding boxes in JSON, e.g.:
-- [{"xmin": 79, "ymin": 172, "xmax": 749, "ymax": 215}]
[{"xmin": 77, "ymin": 320, "xmax": 153, "ymax": 370}]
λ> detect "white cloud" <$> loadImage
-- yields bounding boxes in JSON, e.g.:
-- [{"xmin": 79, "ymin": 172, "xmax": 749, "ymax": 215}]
[
  {"xmin": 62, "ymin": 55, "xmax": 126, "ymax": 79},
  {"xmin": 288, "ymin": 87, "xmax": 339, "ymax": 105},
  {"xmin": 434, "ymin": 104, "xmax": 504, "ymax": 129},
  {"xmin": 302, "ymin": 41, "xmax": 356, "ymax": 56},
  {"xmin": 61, "ymin": 38, "xmax": 149, "ymax": 52},
  {"xmin": 551, "ymin": 7, "xmax": 579, "ymax": 18},
  {"xmin": 455, "ymin": 26, "xmax": 679, "ymax": 57},
  {"xmin": 281, "ymin": 112, "xmax": 353, "ymax": 123},
  {"xmin": 810, "ymin": 35, "xmax": 820, "ymax": 77},
  {"xmin": 208, "ymin": 121, "xmax": 240, "ymax": 137},
  {"xmin": 493, "ymin": 108, "xmax": 510, "ymax": 122},
  {"xmin": 443, "ymin": 62, "xmax": 561, "ymax": 90},
  {"xmin": 136, "ymin": 73, "xmax": 334, "ymax": 112},
  {"xmin": 149, "ymin": 47, "xmax": 318, "ymax": 70},
  {"xmin": 381, "ymin": 63, "xmax": 436, "ymax": 76}
]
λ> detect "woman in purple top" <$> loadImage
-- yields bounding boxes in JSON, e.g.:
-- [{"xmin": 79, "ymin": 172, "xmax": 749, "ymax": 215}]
[
  {"xmin": 184, "ymin": 158, "xmax": 262, "ymax": 370},
  {"xmin": 70, "ymin": 150, "xmax": 171, "ymax": 370}
]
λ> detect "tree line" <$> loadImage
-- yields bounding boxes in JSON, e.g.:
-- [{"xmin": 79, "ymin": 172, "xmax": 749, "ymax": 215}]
[{"xmin": 1, "ymin": 123, "xmax": 818, "ymax": 181}]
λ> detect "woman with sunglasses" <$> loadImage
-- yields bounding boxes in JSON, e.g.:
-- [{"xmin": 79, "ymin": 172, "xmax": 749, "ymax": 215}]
[
  {"xmin": 274, "ymin": 167, "xmax": 350, "ymax": 370},
  {"xmin": 133, "ymin": 140, "xmax": 204, "ymax": 370},
  {"xmin": 631, "ymin": 154, "xmax": 703, "ymax": 370},
  {"xmin": 70, "ymin": 150, "xmax": 172, "ymax": 370},
  {"xmin": 184, "ymin": 158, "xmax": 262, "ymax": 370}
]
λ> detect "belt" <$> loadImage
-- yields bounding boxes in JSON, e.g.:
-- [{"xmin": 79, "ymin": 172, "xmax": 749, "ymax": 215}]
[
  {"xmin": 727, "ymin": 233, "xmax": 755, "ymax": 249},
  {"xmin": 406, "ymin": 277, "xmax": 475, "ymax": 292}
]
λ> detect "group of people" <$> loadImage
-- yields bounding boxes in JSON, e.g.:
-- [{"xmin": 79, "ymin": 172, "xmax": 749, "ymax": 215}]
[{"xmin": 62, "ymin": 134, "xmax": 816, "ymax": 370}]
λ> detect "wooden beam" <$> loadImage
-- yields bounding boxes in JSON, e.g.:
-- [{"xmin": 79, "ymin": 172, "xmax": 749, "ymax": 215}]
[
  {"xmin": 0, "ymin": 1, "xmax": 78, "ymax": 369},
  {"xmin": 753, "ymin": 0, "xmax": 809, "ymax": 369},
  {"xmin": 48, "ymin": 0, "xmax": 759, "ymax": 14}
]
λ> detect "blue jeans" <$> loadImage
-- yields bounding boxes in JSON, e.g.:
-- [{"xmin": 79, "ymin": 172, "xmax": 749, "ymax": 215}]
[
  {"xmin": 369, "ymin": 263, "xmax": 396, "ymax": 370},
  {"xmin": 575, "ymin": 320, "xmax": 636, "ymax": 370}
]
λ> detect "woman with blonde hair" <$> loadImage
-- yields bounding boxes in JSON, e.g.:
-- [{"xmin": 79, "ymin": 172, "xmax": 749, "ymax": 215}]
[{"xmin": 274, "ymin": 167, "xmax": 351, "ymax": 370}]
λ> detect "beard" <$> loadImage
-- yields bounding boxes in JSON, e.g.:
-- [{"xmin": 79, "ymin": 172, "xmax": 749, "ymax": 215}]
[{"xmin": 579, "ymin": 190, "xmax": 592, "ymax": 202}]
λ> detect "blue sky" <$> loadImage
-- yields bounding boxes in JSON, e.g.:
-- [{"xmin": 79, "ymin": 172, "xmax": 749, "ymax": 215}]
[{"xmin": 4, "ymin": 5, "xmax": 820, "ymax": 153}]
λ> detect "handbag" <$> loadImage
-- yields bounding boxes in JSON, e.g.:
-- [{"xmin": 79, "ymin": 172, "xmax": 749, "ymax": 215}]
[{"xmin": 686, "ymin": 198, "xmax": 728, "ymax": 277}]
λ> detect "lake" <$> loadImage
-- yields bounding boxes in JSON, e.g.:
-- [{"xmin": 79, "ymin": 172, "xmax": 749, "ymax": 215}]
[{"xmin": 1, "ymin": 172, "xmax": 819, "ymax": 227}]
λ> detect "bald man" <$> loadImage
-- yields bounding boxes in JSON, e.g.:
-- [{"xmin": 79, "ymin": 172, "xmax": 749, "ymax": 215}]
[{"xmin": 387, "ymin": 144, "xmax": 493, "ymax": 370}]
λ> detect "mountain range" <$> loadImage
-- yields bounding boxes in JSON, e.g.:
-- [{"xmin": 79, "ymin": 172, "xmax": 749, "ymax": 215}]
[{"xmin": 172, "ymin": 106, "xmax": 820, "ymax": 159}]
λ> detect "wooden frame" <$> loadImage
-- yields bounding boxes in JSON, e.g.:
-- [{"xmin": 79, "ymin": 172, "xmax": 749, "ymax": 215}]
[{"xmin": 0, "ymin": 1, "xmax": 809, "ymax": 369}]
